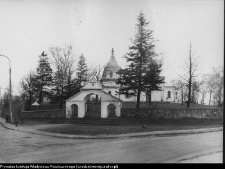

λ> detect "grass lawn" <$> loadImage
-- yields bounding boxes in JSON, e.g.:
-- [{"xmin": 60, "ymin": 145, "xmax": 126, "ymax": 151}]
[{"xmin": 38, "ymin": 117, "xmax": 223, "ymax": 136}]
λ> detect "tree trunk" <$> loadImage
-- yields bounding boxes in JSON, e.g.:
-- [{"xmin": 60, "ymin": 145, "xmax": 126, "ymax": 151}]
[
  {"xmin": 68, "ymin": 81, "xmax": 71, "ymax": 98},
  {"xmin": 148, "ymin": 91, "xmax": 152, "ymax": 105},
  {"xmin": 209, "ymin": 91, "xmax": 212, "ymax": 106},
  {"xmin": 29, "ymin": 91, "xmax": 32, "ymax": 110},
  {"xmin": 181, "ymin": 89, "xmax": 183, "ymax": 105},
  {"xmin": 187, "ymin": 43, "xmax": 192, "ymax": 108},
  {"xmin": 60, "ymin": 87, "xmax": 63, "ymax": 109},
  {"xmin": 187, "ymin": 81, "xmax": 191, "ymax": 108},
  {"xmin": 218, "ymin": 86, "xmax": 222, "ymax": 106},
  {"xmin": 136, "ymin": 24, "xmax": 143, "ymax": 109},
  {"xmin": 136, "ymin": 88, "xmax": 141, "ymax": 108},
  {"xmin": 202, "ymin": 93, "xmax": 205, "ymax": 105},
  {"xmin": 39, "ymin": 87, "xmax": 42, "ymax": 105}
]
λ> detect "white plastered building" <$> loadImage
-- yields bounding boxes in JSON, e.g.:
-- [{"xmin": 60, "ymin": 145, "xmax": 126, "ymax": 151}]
[{"xmin": 102, "ymin": 48, "xmax": 177, "ymax": 103}]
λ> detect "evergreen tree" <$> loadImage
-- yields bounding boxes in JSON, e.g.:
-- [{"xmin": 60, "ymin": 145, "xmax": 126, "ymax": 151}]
[
  {"xmin": 76, "ymin": 54, "xmax": 88, "ymax": 91},
  {"xmin": 143, "ymin": 59, "xmax": 164, "ymax": 105},
  {"xmin": 117, "ymin": 11, "xmax": 162, "ymax": 108},
  {"xmin": 2, "ymin": 89, "xmax": 9, "ymax": 108},
  {"xmin": 51, "ymin": 70, "xmax": 66, "ymax": 108},
  {"xmin": 64, "ymin": 69, "xmax": 78, "ymax": 99},
  {"xmin": 33, "ymin": 51, "xmax": 52, "ymax": 104}
]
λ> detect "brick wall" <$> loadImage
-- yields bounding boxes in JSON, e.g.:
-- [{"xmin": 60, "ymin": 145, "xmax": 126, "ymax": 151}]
[{"xmin": 121, "ymin": 108, "xmax": 223, "ymax": 119}]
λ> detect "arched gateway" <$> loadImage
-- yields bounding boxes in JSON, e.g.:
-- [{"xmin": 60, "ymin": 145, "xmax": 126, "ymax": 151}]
[{"xmin": 65, "ymin": 76, "xmax": 122, "ymax": 118}]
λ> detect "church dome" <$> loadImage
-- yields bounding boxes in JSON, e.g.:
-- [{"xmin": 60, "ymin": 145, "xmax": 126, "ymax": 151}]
[{"xmin": 106, "ymin": 48, "xmax": 120, "ymax": 71}]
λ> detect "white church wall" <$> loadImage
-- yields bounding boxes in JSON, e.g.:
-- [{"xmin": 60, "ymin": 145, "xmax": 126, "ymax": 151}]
[
  {"xmin": 119, "ymin": 95, "xmax": 136, "ymax": 102},
  {"xmin": 140, "ymin": 92, "xmax": 146, "ymax": 102},
  {"xmin": 151, "ymin": 91, "xmax": 163, "ymax": 102},
  {"xmin": 163, "ymin": 87, "xmax": 175, "ymax": 102}
]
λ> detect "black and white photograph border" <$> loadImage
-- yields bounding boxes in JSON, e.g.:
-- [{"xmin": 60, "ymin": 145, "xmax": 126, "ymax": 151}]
[{"xmin": 0, "ymin": 0, "xmax": 223, "ymax": 164}]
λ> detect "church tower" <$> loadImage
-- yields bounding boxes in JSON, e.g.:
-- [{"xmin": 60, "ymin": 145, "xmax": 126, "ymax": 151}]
[
  {"xmin": 102, "ymin": 48, "xmax": 120, "ymax": 96},
  {"xmin": 105, "ymin": 48, "xmax": 120, "ymax": 80}
]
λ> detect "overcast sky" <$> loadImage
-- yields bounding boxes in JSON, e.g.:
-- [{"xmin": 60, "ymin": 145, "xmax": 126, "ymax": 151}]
[{"xmin": 0, "ymin": 0, "xmax": 224, "ymax": 96}]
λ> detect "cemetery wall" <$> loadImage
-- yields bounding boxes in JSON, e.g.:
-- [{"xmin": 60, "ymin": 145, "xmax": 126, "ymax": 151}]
[{"xmin": 121, "ymin": 107, "xmax": 223, "ymax": 119}]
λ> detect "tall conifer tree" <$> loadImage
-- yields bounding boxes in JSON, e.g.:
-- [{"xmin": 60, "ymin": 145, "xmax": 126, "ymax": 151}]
[
  {"xmin": 117, "ymin": 11, "xmax": 163, "ymax": 108},
  {"xmin": 76, "ymin": 54, "xmax": 88, "ymax": 91},
  {"xmin": 33, "ymin": 51, "xmax": 52, "ymax": 104},
  {"xmin": 144, "ymin": 59, "xmax": 164, "ymax": 105}
]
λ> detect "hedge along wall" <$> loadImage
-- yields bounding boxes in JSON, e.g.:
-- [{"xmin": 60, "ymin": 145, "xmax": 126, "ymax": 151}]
[
  {"xmin": 21, "ymin": 109, "xmax": 66, "ymax": 119},
  {"xmin": 121, "ymin": 107, "xmax": 223, "ymax": 119}
]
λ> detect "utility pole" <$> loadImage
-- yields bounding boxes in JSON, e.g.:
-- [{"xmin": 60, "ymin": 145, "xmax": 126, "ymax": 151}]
[
  {"xmin": 0, "ymin": 54, "xmax": 13, "ymax": 123},
  {"xmin": 0, "ymin": 86, "xmax": 1, "ymax": 112},
  {"xmin": 187, "ymin": 42, "xmax": 192, "ymax": 108}
]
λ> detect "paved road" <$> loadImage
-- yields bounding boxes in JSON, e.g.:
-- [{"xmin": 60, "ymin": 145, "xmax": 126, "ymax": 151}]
[{"xmin": 0, "ymin": 125, "xmax": 223, "ymax": 163}]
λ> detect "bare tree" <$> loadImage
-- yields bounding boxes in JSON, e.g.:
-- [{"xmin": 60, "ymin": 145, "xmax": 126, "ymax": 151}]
[
  {"xmin": 171, "ymin": 79, "xmax": 187, "ymax": 105},
  {"xmin": 199, "ymin": 76, "xmax": 208, "ymax": 104},
  {"xmin": 175, "ymin": 42, "xmax": 201, "ymax": 108},
  {"xmin": 203, "ymin": 67, "xmax": 224, "ymax": 106},
  {"xmin": 18, "ymin": 71, "xmax": 36, "ymax": 110},
  {"xmin": 191, "ymin": 81, "xmax": 200, "ymax": 103},
  {"xmin": 49, "ymin": 44, "xmax": 76, "ymax": 109},
  {"xmin": 87, "ymin": 63, "xmax": 110, "ymax": 84},
  {"xmin": 211, "ymin": 67, "xmax": 224, "ymax": 106}
]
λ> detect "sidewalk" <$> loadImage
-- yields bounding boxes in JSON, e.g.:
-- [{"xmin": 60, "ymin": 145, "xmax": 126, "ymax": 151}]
[
  {"xmin": 166, "ymin": 148, "xmax": 223, "ymax": 163},
  {"xmin": 178, "ymin": 152, "xmax": 223, "ymax": 163},
  {"xmin": 0, "ymin": 117, "xmax": 223, "ymax": 139}
]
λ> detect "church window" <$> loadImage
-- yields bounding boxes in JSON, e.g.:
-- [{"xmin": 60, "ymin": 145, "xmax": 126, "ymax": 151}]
[
  {"xmin": 108, "ymin": 91, "xmax": 111, "ymax": 95},
  {"xmin": 168, "ymin": 91, "xmax": 171, "ymax": 98},
  {"xmin": 91, "ymin": 83, "xmax": 94, "ymax": 86}
]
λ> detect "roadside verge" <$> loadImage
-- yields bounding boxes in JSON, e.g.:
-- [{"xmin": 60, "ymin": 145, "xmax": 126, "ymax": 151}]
[{"xmin": 0, "ymin": 117, "xmax": 223, "ymax": 139}]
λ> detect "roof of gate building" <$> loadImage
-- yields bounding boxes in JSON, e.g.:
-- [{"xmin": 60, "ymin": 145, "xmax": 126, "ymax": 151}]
[{"xmin": 65, "ymin": 89, "xmax": 122, "ymax": 102}]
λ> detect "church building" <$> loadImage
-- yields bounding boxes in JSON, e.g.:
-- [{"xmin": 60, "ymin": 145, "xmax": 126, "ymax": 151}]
[{"xmin": 102, "ymin": 48, "xmax": 177, "ymax": 103}]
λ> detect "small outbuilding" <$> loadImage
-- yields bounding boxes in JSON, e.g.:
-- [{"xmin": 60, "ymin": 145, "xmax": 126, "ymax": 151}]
[
  {"xmin": 31, "ymin": 101, "xmax": 40, "ymax": 110},
  {"xmin": 65, "ymin": 76, "xmax": 122, "ymax": 118}
]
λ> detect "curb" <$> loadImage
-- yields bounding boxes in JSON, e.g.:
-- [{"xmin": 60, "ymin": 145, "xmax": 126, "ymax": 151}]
[{"xmin": 0, "ymin": 117, "xmax": 223, "ymax": 139}]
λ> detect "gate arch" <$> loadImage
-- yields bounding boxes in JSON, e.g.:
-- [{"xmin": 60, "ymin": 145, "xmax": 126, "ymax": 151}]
[{"xmin": 84, "ymin": 93, "xmax": 101, "ymax": 118}]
